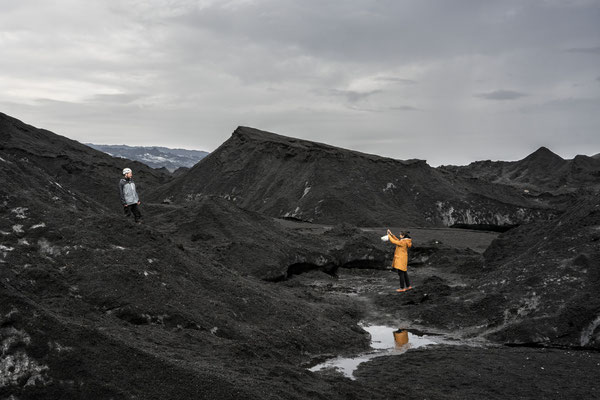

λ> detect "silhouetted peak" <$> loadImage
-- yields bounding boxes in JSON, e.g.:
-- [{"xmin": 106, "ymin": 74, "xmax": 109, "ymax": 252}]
[
  {"xmin": 521, "ymin": 146, "xmax": 564, "ymax": 165},
  {"xmin": 232, "ymin": 126, "xmax": 333, "ymax": 151},
  {"xmin": 232, "ymin": 126, "xmax": 295, "ymax": 143}
]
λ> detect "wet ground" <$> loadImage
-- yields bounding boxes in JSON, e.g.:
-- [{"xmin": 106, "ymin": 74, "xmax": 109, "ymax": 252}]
[
  {"xmin": 292, "ymin": 267, "xmax": 600, "ymax": 399},
  {"xmin": 277, "ymin": 225, "xmax": 600, "ymax": 399},
  {"xmin": 309, "ymin": 324, "xmax": 449, "ymax": 379}
]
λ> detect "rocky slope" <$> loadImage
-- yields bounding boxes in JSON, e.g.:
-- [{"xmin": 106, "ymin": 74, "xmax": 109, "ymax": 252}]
[
  {"xmin": 146, "ymin": 200, "xmax": 389, "ymax": 281},
  {"xmin": 0, "ymin": 112, "xmax": 170, "ymax": 209},
  {"xmin": 478, "ymin": 195, "xmax": 600, "ymax": 347},
  {"xmin": 379, "ymin": 195, "xmax": 600, "ymax": 350},
  {"xmin": 0, "ymin": 114, "xmax": 378, "ymax": 399},
  {"xmin": 440, "ymin": 146, "xmax": 600, "ymax": 197},
  {"xmin": 149, "ymin": 126, "xmax": 554, "ymax": 227}
]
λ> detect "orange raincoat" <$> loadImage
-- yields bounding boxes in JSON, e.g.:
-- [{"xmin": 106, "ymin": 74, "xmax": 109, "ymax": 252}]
[{"xmin": 388, "ymin": 232, "xmax": 412, "ymax": 271}]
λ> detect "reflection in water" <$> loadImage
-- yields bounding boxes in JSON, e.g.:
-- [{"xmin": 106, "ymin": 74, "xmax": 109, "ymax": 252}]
[
  {"xmin": 309, "ymin": 324, "xmax": 440, "ymax": 380},
  {"xmin": 394, "ymin": 330, "xmax": 409, "ymax": 348}
]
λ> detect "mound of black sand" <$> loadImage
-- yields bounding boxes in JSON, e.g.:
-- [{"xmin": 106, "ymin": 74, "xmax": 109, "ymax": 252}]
[
  {"xmin": 477, "ymin": 196, "xmax": 600, "ymax": 348},
  {"xmin": 0, "ymin": 112, "xmax": 170, "ymax": 209},
  {"xmin": 354, "ymin": 346, "xmax": 600, "ymax": 400},
  {"xmin": 0, "ymin": 116, "xmax": 375, "ymax": 398},
  {"xmin": 148, "ymin": 126, "xmax": 555, "ymax": 227},
  {"xmin": 0, "ymin": 195, "xmax": 368, "ymax": 399},
  {"xmin": 145, "ymin": 197, "xmax": 390, "ymax": 281}
]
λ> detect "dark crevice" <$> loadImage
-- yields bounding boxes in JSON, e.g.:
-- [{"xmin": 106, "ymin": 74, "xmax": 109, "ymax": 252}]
[
  {"xmin": 279, "ymin": 216, "xmax": 311, "ymax": 223},
  {"xmin": 287, "ymin": 262, "xmax": 338, "ymax": 278},
  {"xmin": 264, "ymin": 262, "xmax": 338, "ymax": 282},
  {"xmin": 340, "ymin": 260, "xmax": 384, "ymax": 270},
  {"xmin": 450, "ymin": 223, "xmax": 518, "ymax": 232},
  {"xmin": 267, "ymin": 259, "xmax": 387, "ymax": 282}
]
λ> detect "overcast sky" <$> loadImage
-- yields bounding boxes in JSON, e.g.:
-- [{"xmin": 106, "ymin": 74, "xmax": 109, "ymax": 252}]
[{"xmin": 1, "ymin": 0, "xmax": 599, "ymax": 165}]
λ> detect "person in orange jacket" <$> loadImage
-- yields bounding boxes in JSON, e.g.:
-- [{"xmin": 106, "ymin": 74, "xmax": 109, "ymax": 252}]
[{"xmin": 387, "ymin": 229, "xmax": 413, "ymax": 292}]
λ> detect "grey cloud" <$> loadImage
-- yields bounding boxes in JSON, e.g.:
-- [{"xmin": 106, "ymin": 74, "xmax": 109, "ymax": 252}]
[
  {"xmin": 119, "ymin": 0, "xmax": 600, "ymax": 93},
  {"xmin": 375, "ymin": 77, "xmax": 417, "ymax": 84},
  {"xmin": 1, "ymin": 0, "xmax": 600, "ymax": 166},
  {"xmin": 166, "ymin": 0, "xmax": 600, "ymax": 67},
  {"xmin": 390, "ymin": 106, "xmax": 419, "ymax": 111},
  {"xmin": 322, "ymin": 89, "xmax": 382, "ymax": 103},
  {"xmin": 86, "ymin": 93, "xmax": 145, "ymax": 104},
  {"xmin": 346, "ymin": 104, "xmax": 418, "ymax": 113},
  {"xmin": 565, "ymin": 46, "xmax": 600, "ymax": 54},
  {"xmin": 521, "ymin": 97, "xmax": 600, "ymax": 113},
  {"xmin": 476, "ymin": 90, "xmax": 528, "ymax": 100}
]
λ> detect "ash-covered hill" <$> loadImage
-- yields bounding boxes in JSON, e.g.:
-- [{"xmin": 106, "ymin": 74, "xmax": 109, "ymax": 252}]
[
  {"xmin": 146, "ymin": 198, "xmax": 390, "ymax": 281},
  {"xmin": 478, "ymin": 195, "xmax": 600, "ymax": 348},
  {"xmin": 401, "ymin": 195, "xmax": 600, "ymax": 349},
  {"xmin": 87, "ymin": 143, "xmax": 208, "ymax": 172},
  {"xmin": 440, "ymin": 146, "xmax": 600, "ymax": 197},
  {"xmin": 3, "ymin": 112, "xmax": 599, "ymax": 398},
  {"xmin": 148, "ymin": 126, "xmax": 554, "ymax": 227},
  {"xmin": 0, "ymin": 112, "xmax": 170, "ymax": 209},
  {"xmin": 0, "ymin": 113, "xmax": 381, "ymax": 399}
]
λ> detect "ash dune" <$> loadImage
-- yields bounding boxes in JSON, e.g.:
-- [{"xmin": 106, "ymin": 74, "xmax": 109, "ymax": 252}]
[
  {"xmin": 149, "ymin": 126, "xmax": 555, "ymax": 228},
  {"xmin": 480, "ymin": 196, "xmax": 600, "ymax": 347},
  {"xmin": 0, "ymin": 114, "xmax": 370, "ymax": 399},
  {"xmin": 2, "ymin": 112, "xmax": 599, "ymax": 399}
]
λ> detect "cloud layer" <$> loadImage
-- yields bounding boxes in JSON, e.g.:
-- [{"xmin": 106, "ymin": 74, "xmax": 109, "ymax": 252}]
[{"xmin": 1, "ymin": 0, "xmax": 599, "ymax": 165}]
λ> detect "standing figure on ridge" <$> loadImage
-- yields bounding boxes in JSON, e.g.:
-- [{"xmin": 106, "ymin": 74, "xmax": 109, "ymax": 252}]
[
  {"xmin": 119, "ymin": 167, "xmax": 142, "ymax": 223},
  {"xmin": 387, "ymin": 229, "xmax": 412, "ymax": 292}
]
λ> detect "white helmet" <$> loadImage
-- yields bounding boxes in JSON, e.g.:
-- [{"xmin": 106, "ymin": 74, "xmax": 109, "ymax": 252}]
[{"xmin": 122, "ymin": 168, "xmax": 132, "ymax": 175}]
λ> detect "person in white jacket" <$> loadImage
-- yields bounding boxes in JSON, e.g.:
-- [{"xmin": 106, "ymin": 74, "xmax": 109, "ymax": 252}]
[{"xmin": 119, "ymin": 168, "xmax": 142, "ymax": 223}]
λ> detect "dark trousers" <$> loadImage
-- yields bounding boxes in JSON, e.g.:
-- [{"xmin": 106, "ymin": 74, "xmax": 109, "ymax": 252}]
[
  {"xmin": 124, "ymin": 203, "xmax": 142, "ymax": 222},
  {"xmin": 397, "ymin": 269, "xmax": 410, "ymax": 288}
]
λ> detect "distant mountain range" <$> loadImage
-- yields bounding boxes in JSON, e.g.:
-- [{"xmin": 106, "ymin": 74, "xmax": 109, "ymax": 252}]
[
  {"xmin": 87, "ymin": 143, "xmax": 209, "ymax": 172},
  {"xmin": 439, "ymin": 146, "xmax": 600, "ymax": 195}
]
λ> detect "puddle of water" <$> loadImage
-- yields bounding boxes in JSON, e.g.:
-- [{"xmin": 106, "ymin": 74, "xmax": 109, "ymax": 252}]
[{"xmin": 309, "ymin": 324, "xmax": 442, "ymax": 380}]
